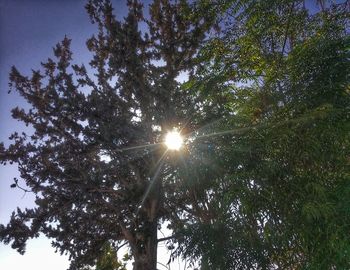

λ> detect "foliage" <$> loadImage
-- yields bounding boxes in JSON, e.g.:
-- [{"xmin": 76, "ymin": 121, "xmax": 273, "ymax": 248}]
[
  {"xmin": 0, "ymin": 0, "xmax": 349, "ymax": 270},
  {"xmin": 95, "ymin": 243, "xmax": 127, "ymax": 270},
  {"xmin": 0, "ymin": 1, "xmax": 214, "ymax": 269},
  {"xmin": 170, "ymin": 0, "xmax": 350, "ymax": 269}
]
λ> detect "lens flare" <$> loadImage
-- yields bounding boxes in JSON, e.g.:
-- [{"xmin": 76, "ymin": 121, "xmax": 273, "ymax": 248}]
[{"xmin": 165, "ymin": 130, "xmax": 183, "ymax": 150}]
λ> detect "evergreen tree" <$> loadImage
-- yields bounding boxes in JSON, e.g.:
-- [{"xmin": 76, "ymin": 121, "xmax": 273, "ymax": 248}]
[{"xmin": 0, "ymin": 1, "xmax": 214, "ymax": 269}]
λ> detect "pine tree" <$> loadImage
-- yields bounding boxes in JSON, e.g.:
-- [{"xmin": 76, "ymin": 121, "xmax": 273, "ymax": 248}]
[{"xmin": 0, "ymin": 1, "xmax": 214, "ymax": 269}]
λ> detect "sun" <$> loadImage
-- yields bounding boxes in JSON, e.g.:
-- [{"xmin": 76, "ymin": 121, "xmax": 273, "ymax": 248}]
[{"xmin": 165, "ymin": 130, "xmax": 183, "ymax": 150}]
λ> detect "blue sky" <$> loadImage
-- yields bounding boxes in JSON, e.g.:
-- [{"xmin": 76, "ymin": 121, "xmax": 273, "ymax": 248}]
[
  {"xmin": 0, "ymin": 0, "xmax": 93, "ymax": 219},
  {"xmin": 0, "ymin": 1, "xmax": 94, "ymax": 269},
  {"xmin": 0, "ymin": 1, "xmax": 117, "ymax": 269}
]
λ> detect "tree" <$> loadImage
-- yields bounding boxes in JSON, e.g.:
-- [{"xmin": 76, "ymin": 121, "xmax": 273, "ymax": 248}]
[
  {"xmin": 0, "ymin": 1, "xmax": 215, "ymax": 269},
  {"xmin": 1, "ymin": 0, "xmax": 349, "ymax": 269},
  {"xmin": 95, "ymin": 243, "xmax": 127, "ymax": 270},
  {"xmin": 172, "ymin": 0, "xmax": 350, "ymax": 269}
]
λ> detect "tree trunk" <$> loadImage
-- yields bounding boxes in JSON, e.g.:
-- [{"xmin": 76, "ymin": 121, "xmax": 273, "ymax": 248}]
[
  {"xmin": 131, "ymin": 153, "xmax": 162, "ymax": 270},
  {"xmin": 132, "ymin": 219, "xmax": 158, "ymax": 270}
]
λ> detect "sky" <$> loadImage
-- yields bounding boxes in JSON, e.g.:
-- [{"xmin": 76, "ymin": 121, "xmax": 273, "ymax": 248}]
[
  {"xmin": 0, "ymin": 1, "xmax": 182, "ymax": 269},
  {"xmin": 0, "ymin": 1, "xmax": 94, "ymax": 269}
]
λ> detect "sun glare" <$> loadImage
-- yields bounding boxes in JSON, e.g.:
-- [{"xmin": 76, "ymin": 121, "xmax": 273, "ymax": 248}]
[{"xmin": 165, "ymin": 130, "xmax": 183, "ymax": 150}]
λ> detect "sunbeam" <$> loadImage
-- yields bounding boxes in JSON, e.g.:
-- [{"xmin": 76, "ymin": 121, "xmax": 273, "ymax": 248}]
[
  {"xmin": 128, "ymin": 108, "xmax": 331, "ymax": 219},
  {"xmin": 118, "ymin": 142, "xmax": 162, "ymax": 152},
  {"xmin": 136, "ymin": 149, "xmax": 168, "ymax": 216},
  {"xmin": 179, "ymin": 114, "xmax": 193, "ymax": 134},
  {"xmin": 185, "ymin": 117, "xmax": 225, "ymax": 138},
  {"xmin": 191, "ymin": 110, "xmax": 326, "ymax": 141},
  {"xmin": 195, "ymin": 126, "xmax": 254, "ymax": 140},
  {"xmin": 122, "ymin": 146, "xmax": 160, "ymax": 166}
]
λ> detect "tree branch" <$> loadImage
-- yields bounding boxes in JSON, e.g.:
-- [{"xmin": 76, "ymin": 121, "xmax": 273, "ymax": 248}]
[{"xmin": 157, "ymin": 235, "xmax": 175, "ymax": 243}]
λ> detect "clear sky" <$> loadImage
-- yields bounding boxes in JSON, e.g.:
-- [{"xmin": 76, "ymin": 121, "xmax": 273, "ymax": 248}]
[
  {"xmin": 0, "ymin": 1, "xmax": 94, "ymax": 269},
  {"xmin": 0, "ymin": 0, "xmax": 183, "ymax": 269}
]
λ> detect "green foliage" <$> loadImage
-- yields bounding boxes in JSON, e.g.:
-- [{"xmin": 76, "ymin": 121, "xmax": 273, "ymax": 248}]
[
  {"xmin": 0, "ymin": 1, "xmax": 214, "ymax": 269},
  {"xmin": 171, "ymin": 0, "xmax": 350, "ymax": 269},
  {"xmin": 95, "ymin": 243, "xmax": 127, "ymax": 270},
  {"xmin": 0, "ymin": 1, "xmax": 349, "ymax": 270}
]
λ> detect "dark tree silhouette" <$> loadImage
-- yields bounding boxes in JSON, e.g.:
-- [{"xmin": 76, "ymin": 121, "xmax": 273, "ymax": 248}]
[{"xmin": 0, "ymin": 1, "xmax": 214, "ymax": 269}]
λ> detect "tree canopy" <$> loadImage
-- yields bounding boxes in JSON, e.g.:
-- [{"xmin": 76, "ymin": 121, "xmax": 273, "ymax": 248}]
[
  {"xmin": 1, "ymin": 0, "xmax": 349, "ymax": 270},
  {"xmin": 173, "ymin": 1, "xmax": 350, "ymax": 269}
]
